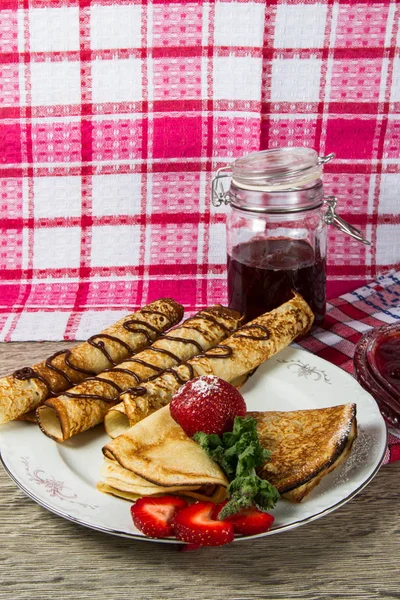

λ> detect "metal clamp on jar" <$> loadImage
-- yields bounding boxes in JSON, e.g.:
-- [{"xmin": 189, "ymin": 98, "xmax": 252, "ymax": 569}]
[{"xmin": 211, "ymin": 147, "xmax": 370, "ymax": 326}]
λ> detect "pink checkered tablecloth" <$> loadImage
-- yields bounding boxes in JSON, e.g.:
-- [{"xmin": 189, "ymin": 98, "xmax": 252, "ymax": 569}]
[
  {"xmin": 0, "ymin": 0, "xmax": 400, "ymax": 342},
  {"xmin": 296, "ymin": 270, "xmax": 400, "ymax": 463}
]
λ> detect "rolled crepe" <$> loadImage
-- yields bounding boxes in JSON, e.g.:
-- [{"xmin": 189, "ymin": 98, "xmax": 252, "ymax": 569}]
[
  {"xmin": 0, "ymin": 298, "xmax": 183, "ymax": 424},
  {"xmin": 119, "ymin": 293, "xmax": 314, "ymax": 431},
  {"xmin": 104, "ymin": 307, "xmax": 247, "ymax": 438},
  {"xmin": 37, "ymin": 305, "xmax": 243, "ymax": 442},
  {"xmin": 98, "ymin": 405, "xmax": 228, "ymax": 503}
]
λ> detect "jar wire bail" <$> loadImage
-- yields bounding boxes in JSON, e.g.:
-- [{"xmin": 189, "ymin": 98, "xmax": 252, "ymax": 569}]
[
  {"xmin": 318, "ymin": 153, "xmax": 335, "ymax": 165},
  {"xmin": 324, "ymin": 196, "xmax": 371, "ymax": 245},
  {"xmin": 211, "ymin": 166, "xmax": 232, "ymax": 207}
]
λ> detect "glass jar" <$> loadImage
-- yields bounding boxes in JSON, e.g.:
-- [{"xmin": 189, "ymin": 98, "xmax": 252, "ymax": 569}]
[{"xmin": 211, "ymin": 147, "xmax": 369, "ymax": 326}]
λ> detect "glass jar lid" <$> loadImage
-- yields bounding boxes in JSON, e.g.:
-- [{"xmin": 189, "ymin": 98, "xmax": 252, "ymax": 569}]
[
  {"xmin": 212, "ymin": 147, "xmax": 370, "ymax": 245},
  {"xmin": 231, "ymin": 147, "xmax": 334, "ymax": 192},
  {"xmin": 211, "ymin": 147, "xmax": 335, "ymax": 211},
  {"xmin": 211, "ymin": 147, "xmax": 370, "ymax": 244}
]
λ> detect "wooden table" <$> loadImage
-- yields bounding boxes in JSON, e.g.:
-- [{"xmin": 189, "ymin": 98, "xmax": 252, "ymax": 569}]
[{"xmin": 0, "ymin": 342, "xmax": 399, "ymax": 600}]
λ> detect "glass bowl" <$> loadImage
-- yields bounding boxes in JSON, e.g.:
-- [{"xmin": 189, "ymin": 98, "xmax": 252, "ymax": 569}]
[{"xmin": 354, "ymin": 323, "xmax": 400, "ymax": 428}]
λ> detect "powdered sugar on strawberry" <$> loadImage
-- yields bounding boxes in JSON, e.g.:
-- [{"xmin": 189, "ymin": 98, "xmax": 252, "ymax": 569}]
[
  {"xmin": 170, "ymin": 375, "xmax": 247, "ymax": 437},
  {"xmin": 189, "ymin": 376, "xmax": 220, "ymax": 395}
]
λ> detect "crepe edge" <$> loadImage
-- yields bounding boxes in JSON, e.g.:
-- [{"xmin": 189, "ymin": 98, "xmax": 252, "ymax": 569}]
[
  {"xmin": 254, "ymin": 403, "xmax": 358, "ymax": 502},
  {"xmin": 103, "ymin": 444, "xmax": 229, "ymax": 489},
  {"xmin": 36, "ymin": 401, "xmax": 68, "ymax": 442},
  {"xmin": 283, "ymin": 416, "xmax": 358, "ymax": 502},
  {"xmin": 283, "ymin": 403, "xmax": 357, "ymax": 499},
  {"xmin": 96, "ymin": 481, "xmax": 227, "ymax": 504}
]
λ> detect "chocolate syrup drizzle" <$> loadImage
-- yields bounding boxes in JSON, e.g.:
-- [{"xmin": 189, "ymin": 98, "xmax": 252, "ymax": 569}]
[
  {"xmin": 233, "ymin": 324, "xmax": 270, "ymax": 341},
  {"xmin": 200, "ymin": 345, "xmax": 233, "ymax": 359},
  {"xmin": 115, "ymin": 310, "xmax": 236, "ymax": 401},
  {"xmin": 166, "ymin": 363, "xmax": 195, "ymax": 386},
  {"xmin": 68, "ymin": 324, "xmax": 207, "ymax": 403},
  {"xmin": 12, "ymin": 367, "xmax": 54, "ymax": 396},
  {"xmin": 15, "ymin": 307, "xmax": 240, "ymax": 405},
  {"xmin": 122, "ymin": 317, "xmax": 271, "ymax": 404},
  {"xmin": 64, "ymin": 376, "xmax": 124, "ymax": 402},
  {"xmin": 146, "ymin": 322, "xmax": 270, "ymax": 395},
  {"xmin": 122, "ymin": 320, "xmax": 161, "ymax": 343},
  {"xmin": 13, "ymin": 311, "xmax": 170, "ymax": 397}
]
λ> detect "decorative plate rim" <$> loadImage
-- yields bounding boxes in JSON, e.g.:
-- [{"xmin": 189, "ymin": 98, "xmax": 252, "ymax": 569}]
[
  {"xmin": 0, "ymin": 442, "xmax": 387, "ymax": 544},
  {"xmin": 0, "ymin": 347, "xmax": 388, "ymax": 545}
]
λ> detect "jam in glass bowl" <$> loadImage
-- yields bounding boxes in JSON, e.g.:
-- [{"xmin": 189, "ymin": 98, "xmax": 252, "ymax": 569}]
[{"xmin": 354, "ymin": 323, "xmax": 400, "ymax": 428}]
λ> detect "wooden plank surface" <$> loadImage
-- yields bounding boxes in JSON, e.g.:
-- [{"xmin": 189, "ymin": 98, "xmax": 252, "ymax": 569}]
[{"xmin": 0, "ymin": 341, "xmax": 399, "ymax": 600}]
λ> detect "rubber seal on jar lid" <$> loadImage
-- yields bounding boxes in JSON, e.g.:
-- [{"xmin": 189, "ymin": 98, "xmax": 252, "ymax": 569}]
[{"xmin": 354, "ymin": 323, "xmax": 400, "ymax": 427}]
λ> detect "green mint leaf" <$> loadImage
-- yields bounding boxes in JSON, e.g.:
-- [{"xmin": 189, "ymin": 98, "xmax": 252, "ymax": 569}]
[
  {"xmin": 193, "ymin": 431, "xmax": 235, "ymax": 477},
  {"xmin": 228, "ymin": 474, "xmax": 260, "ymax": 498},
  {"xmin": 193, "ymin": 431, "xmax": 222, "ymax": 450},
  {"xmin": 235, "ymin": 442, "xmax": 258, "ymax": 476},
  {"xmin": 217, "ymin": 493, "xmax": 254, "ymax": 520},
  {"xmin": 219, "ymin": 475, "xmax": 261, "ymax": 519},
  {"xmin": 222, "ymin": 416, "xmax": 257, "ymax": 447},
  {"xmin": 218, "ymin": 475, "xmax": 280, "ymax": 520},
  {"xmin": 193, "ymin": 416, "xmax": 279, "ymax": 520},
  {"xmin": 253, "ymin": 479, "xmax": 281, "ymax": 511}
]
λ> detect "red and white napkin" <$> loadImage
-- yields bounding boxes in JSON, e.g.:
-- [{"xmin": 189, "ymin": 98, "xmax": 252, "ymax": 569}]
[
  {"xmin": 1, "ymin": 1, "xmax": 400, "ymax": 341},
  {"xmin": 297, "ymin": 270, "xmax": 400, "ymax": 463}
]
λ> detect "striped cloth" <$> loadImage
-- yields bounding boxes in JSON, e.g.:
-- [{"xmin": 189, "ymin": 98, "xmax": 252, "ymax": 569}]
[
  {"xmin": 1, "ymin": 0, "xmax": 400, "ymax": 341},
  {"xmin": 297, "ymin": 270, "xmax": 400, "ymax": 463}
]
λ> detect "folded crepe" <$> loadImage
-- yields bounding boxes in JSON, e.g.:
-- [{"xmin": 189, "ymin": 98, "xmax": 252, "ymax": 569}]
[
  {"xmin": 111, "ymin": 293, "xmax": 314, "ymax": 436},
  {"xmin": 36, "ymin": 305, "xmax": 242, "ymax": 442},
  {"xmin": 0, "ymin": 298, "xmax": 183, "ymax": 425},
  {"xmin": 250, "ymin": 403, "xmax": 357, "ymax": 502},
  {"xmin": 98, "ymin": 405, "xmax": 228, "ymax": 503},
  {"xmin": 99, "ymin": 403, "xmax": 356, "ymax": 506}
]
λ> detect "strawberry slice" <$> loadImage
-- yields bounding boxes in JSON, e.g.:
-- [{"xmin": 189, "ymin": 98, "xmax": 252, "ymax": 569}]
[
  {"xmin": 215, "ymin": 503, "xmax": 274, "ymax": 536},
  {"xmin": 130, "ymin": 495, "xmax": 188, "ymax": 539},
  {"xmin": 172, "ymin": 501, "xmax": 235, "ymax": 547}
]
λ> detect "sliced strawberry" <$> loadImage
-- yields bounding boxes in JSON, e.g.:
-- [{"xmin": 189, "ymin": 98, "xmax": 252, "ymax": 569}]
[
  {"xmin": 172, "ymin": 501, "xmax": 234, "ymax": 547},
  {"xmin": 212, "ymin": 499, "xmax": 228, "ymax": 519},
  {"xmin": 130, "ymin": 495, "xmax": 188, "ymax": 539},
  {"xmin": 217, "ymin": 504, "xmax": 274, "ymax": 536}
]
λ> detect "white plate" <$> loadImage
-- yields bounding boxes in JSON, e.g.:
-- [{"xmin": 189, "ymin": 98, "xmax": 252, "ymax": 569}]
[{"xmin": 0, "ymin": 347, "xmax": 388, "ymax": 544}]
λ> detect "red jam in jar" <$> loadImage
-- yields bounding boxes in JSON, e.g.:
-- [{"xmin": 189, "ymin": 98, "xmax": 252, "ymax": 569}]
[
  {"xmin": 212, "ymin": 148, "xmax": 369, "ymax": 327},
  {"xmin": 227, "ymin": 237, "xmax": 326, "ymax": 325}
]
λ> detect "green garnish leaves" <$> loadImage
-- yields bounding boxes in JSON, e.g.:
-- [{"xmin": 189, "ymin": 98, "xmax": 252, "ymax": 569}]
[
  {"xmin": 194, "ymin": 416, "xmax": 269, "ymax": 478},
  {"xmin": 219, "ymin": 476, "xmax": 281, "ymax": 520},
  {"xmin": 193, "ymin": 431, "xmax": 235, "ymax": 477},
  {"xmin": 193, "ymin": 416, "xmax": 280, "ymax": 520}
]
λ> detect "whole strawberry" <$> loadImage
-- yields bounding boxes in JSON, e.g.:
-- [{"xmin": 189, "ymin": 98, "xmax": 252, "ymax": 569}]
[{"xmin": 170, "ymin": 375, "xmax": 247, "ymax": 437}]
